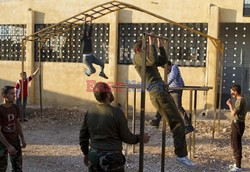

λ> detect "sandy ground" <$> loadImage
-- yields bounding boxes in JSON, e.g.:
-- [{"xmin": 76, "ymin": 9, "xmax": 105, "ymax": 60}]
[{"xmin": 6, "ymin": 106, "xmax": 250, "ymax": 172}]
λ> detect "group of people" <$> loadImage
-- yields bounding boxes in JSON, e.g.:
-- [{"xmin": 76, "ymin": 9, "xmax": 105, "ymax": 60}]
[{"xmin": 0, "ymin": 31, "xmax": 247, "ymax": 172}]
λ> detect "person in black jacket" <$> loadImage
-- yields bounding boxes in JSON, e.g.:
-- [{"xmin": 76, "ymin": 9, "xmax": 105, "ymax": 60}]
[{"xmin": 81, "ymin": 23, "xmax": 108, "ymax": 79}]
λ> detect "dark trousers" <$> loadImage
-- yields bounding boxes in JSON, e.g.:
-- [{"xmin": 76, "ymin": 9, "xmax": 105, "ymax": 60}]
[
  {"xmin": 88, "ymin": 149, "xmax": 125, "ymax": 172},
  {"xmin": 0, "ymin": 138, "xmax": 22, "ymax": 172},
  {"xmin": 83, "ymin": 54, "xmax": 104, "ymax": 75},
  {"xmin": 16, "ymin": 97, "xmax": 27, "ymax": 119},
  {"xmin": 149, "ymin": 89, "xmax": 187, "ymax": 157},
  {"xmin": 231, "ymin": 121, "xmax": 245, "ymax": 168},
  {"xmin": 154, "ymin": 90, "xmax": 191, "ymax": 126}
]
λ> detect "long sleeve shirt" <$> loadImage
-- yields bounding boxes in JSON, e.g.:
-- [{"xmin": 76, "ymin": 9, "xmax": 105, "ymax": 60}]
[
  {"xmin": 81, "ymin": 24, "xmax": 93, "ymax": 54},
  {"xmin": 132, "ymin": 45, "xmax": 168, "ymax": 91},
  {"xmin": 168, "ymin": 64, "xmax": 184, "ymax": 88},
  {"xmin": 79, "ymin": 104, "xmax": 139, "ymax": 155}
]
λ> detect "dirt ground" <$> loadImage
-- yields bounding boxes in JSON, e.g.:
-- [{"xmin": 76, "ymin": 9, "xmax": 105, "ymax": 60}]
[{"xmin": 6, "ymin": 106, "xmax": 250, "ymax": 172}]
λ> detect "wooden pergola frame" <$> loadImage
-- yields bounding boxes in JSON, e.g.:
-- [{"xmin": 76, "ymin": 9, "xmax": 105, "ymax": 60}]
[{"xmin": 20, "ymin": 1, "xmax": 225, "ymax": 171}]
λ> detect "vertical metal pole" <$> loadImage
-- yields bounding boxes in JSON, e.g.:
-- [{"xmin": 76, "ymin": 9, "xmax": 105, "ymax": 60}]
[
  {"xmin": 132, "ymin": 88, "xmax": 136, "ymax": 153},
  {"xmin": 39, "ymin": 41, "xmax": 43, "ymax": 115},
  {"xmin": 161, "ymin": 62, "xmax": 168, "ymax": 172},
  {"xmin": 188, "ymin": 90, "xmax": 193, "ymax": 159},
  {"xmin": 218, "ymin": 43, "xmax": 225, "ymax": 133},
  {"xmin": 21, "ymin": 39, "xmax": 25, "ymax": 121},
  {"xmin": 124, "ymin": 87, "xmax": 129, "ymax": 156},
  {"xmin": 139, "ymin": 35, "xmax": 146, "ymax": 172},
  {"xmin": 192, "ymin": 90, "xmax": 197, "ymax": 157}
]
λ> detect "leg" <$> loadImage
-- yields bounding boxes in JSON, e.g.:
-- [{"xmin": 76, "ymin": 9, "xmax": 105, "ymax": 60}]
[
  {"xmin": 149, "ymin": 90, "xmax": 187, "ymax": 157},
  {"xmin": 231, "ymin": 121, "xmax": 245, "ymax": 168},
  {"xmin": 92, "ymin": 56, "xmax": 108, "ymax": 79},
  {"xmin": 9, "ymin": 138, "xmax": 22, "ymax": 172},
  {"xmin": 22, "ymin": 97, "xmax": 27, "ymax": 120},
  {"xmin": 16, "ymin": 98, "xmax": 22, "ymax": 120},
  {"xmin": 0, "ymin": 143, "xmax": 8, "ymax": 172},
  {"xmin": 170, "ymin": 91, "xmax": 194, "ymax": 134},
  {"xmin": 83, "ymin": 54, "xmax": 96, "ymax": 75}
]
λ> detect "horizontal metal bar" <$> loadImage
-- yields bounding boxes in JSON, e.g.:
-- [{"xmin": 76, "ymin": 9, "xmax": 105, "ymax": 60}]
[{"xmin": 144, "ymin": 32, "xmax": 168, "ymax": 40}]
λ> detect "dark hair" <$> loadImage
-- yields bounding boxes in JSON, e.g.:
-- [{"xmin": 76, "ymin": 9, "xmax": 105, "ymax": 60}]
[
  {"xmin": 133, "ymin": 40, "xmax": 142, "ymax": 53},
  {"xmin": 20, "ymin": 72, "xmax": 26, "ymax": 76},
  {"xmin": 2, "ymin": 86, "xmax": 14, "ymax": 96},
  {"xmin": 167, "ymin": 60, "xmax": 172, "ymax": 66},
  {"xmin": 93, "ymin": 82, "xmax": 111, "ymax": 102},
  {"xmin": 230, "ymin": 84, "xmax": 241, "ymax": 94}
]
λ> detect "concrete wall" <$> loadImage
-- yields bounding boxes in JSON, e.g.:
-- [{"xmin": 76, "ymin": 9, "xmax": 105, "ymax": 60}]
[{"xmin": 0, "ymin": 0, "xmax": 249, "ymax": 113}]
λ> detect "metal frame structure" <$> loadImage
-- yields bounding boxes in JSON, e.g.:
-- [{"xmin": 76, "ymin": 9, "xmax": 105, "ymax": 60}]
[{"xmin": 21, "ymin": 1, "xmax": 225, "ymax": 171}]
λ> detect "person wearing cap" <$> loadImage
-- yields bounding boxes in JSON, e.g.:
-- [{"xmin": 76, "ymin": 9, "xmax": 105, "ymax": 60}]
[
  {"xmin": 132, "ymin": 33, "xmax": 195, "ymax": 168},
  {"xmin": 226, "ymin": 84, "xmax": 247, "ymax": 172},
  {"xmin": 79, "ymin": 82, "xmax": 150, "ymax": 171}
]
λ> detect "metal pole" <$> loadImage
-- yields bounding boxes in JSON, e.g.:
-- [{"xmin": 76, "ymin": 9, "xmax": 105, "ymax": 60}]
[
  {"xmin": 132, "ymin": 88, "xmax": 136, "ymax": 153},
  {"xmin": 124, "ymin": 87, "xmax": 129, "ymax": 156},
  {"xmin": 38, "ymin": 41, "xmax": 43, "ymax": 115},
  {"xmin": 188, "ymin": 90, "xmax": 193, "ymax": 159},
  {"xmin": 218, "ymin": 43, "xmax": 225, "ymax": 133},
  {"xmin": 139, "ymin": 35, "xmax": 146, "ymax": 172},
  {"xmin": 161, "ymin": 119, "xmax": 166, "ymax": 172},
  {"xmin": 192, "ymin": 90, "xmax": 197, "ymax": 157},
  {"xmin": 21, "ymin": 39, "xmax": 25, "ymax": 122}
]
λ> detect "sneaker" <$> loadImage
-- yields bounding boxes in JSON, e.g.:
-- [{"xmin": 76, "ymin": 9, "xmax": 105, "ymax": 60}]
[
  {"xmin": 176, "ymin": 156, "xmax": 196, "ymax": 168},
  {"xmin": 83, "ymin": 69, "xmax": 90, "ymax": 77},
  {"xmin": 229, "ymin": 166, "xmax": 241, "ymax": 172},
  {"xmin": 23, "ymin": 118, "xmax": 28, "ymax": 122},
  {"xmin": 229, "ymin": 164, "xmax": 236, "ymax": 169},
  {"xmin": 185, "ymin": 125, "xmax": 195, "ymax": 135},
  {"xmin": 99, "ymin": 72, "xmax": 108, "ymax": 79},
  {"xmin": 150, "ymin": 119, "xmax": 160, "ymax": 128}
]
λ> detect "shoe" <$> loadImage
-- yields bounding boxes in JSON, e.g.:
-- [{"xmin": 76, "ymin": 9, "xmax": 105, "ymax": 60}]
[
  {"xmin": 23, "ymin": 118, "xmax": 28, "ymax": 122},
  {"xmin": 229, "ymin": 166, "xmax": 241, "ymax": 172},
  {"xmin": 176, "ymin": 156, "xmax": 196, "ymax": 168},
  {"xmin": 99, "ymin": 72, "xmax": 108, "ymax": 79},
  {"xmin": 150, "ymin": 119, "xmax": 160, "ymax": 128},
  {"xmin": 229, "ymin": 164, "xmax": 236, "ymax": 169},
  {"xmin": 185, "ymin": 125, "xmax": 195, "ymax": 135},
  {"xmin": 83, "ymin": 69, "xmax": 90, "ymax": 77}
]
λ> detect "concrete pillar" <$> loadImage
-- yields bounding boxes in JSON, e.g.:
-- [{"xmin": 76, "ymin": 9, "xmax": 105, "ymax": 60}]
[
  {"xmin": 206, "ymin": 5, "xmax": 220, "ymax": 110},
  {"xmin": 108, "ymin": 9, "xmax": 119, "ymax": 106},
  {"xmin": 26, "ymin": 8, "xmax": 35, "ymax": 104}
]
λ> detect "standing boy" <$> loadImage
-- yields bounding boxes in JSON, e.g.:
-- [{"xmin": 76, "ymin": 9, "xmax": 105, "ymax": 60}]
[
  {"xmin": 15, "ymin": 66, "xmax": 40, "ymax": 121},
  {"xmin": 226, "ymin": 84, "xmax": 247, "ymax": 172},
  {"xmin": 0, "ymin": 86, "xmax": 26, "ymax": 171}
]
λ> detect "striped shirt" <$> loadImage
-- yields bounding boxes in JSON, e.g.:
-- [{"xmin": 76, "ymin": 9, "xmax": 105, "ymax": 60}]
[{"xmin": 168, "ymin": 64, "xmax": 184, "ymax": 88}]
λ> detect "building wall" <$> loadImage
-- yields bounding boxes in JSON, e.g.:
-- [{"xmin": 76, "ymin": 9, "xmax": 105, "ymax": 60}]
[{"xmin": 0, "ymin": 0, "xmax": 249, "ymax": 113}]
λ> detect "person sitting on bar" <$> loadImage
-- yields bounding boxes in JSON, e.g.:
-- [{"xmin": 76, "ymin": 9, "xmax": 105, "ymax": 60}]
[
  {"xmin": 132, "ymin": 33, "xmax": 196, "ymax": 168},
  {"xmin": 150, "ymin": 60, "xmax": 195, "ymax": 134}
]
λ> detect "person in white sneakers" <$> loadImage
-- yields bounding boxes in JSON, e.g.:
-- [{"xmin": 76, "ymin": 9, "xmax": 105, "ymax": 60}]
[{"xmin": 226, "ymin": 84, "xmax": 247, "ymax": 172}]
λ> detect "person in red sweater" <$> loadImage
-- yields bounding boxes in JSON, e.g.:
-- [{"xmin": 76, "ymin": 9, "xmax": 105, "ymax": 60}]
[{"xmin": 15, "ymin": 66, "xmax": 40, "ymax": 122}]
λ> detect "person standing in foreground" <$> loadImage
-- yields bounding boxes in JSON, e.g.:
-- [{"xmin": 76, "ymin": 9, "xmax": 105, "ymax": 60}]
[
  {"xmin": 226, "ymin": 84, "xmax": 247, "ymax": 172},
  {"xmin": 79, "ymin": 82, "xmax": 150, "ymax": 171},
  {"xmin": 15, "ymin": 66, "xmax": 40, "ymax": 121},
  {"xmin": 0, "ymin": 86, "xmax": 26, "ymax": 171},
  {"xmin": 132, "ymin": 33, "xmax": 195, "ymax": 168}
]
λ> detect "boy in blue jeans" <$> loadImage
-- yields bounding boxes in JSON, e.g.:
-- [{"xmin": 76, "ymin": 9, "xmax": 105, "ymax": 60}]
[{"xmin": 81, "ymin": 23, "xmax": 108, "ymax": 79}]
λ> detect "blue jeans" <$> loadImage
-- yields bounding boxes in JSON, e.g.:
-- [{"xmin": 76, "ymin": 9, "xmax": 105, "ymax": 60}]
[
  {"xmin": 83, "ymin": 54, "xmax": 104, "ymax": 75},
  {"xmin": 16, "ymin": 97, "xmax": 27, "ymax": 119}
]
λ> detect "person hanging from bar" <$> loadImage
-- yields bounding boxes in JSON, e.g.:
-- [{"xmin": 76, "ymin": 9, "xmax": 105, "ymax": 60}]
[
  {"xmin": 81, "ymin": 22, "xmax": 108, "ymax": 79},
  {"xmin": 79, "ymin": 82, "xmax": 150, "ymax": 171},
  {"xmin": 226, "ymin": 84, "xmax": 247, "ymax": 172},
  {"xmin": 15, "ymin": 66, "xmax": 40, "ymax": 122},
  {"xmin": 150, "ymin": 60, "xmax": 195, "ymax": 134},
  {"xmin": 132, "ymin": 33, "xmax": 196, "ymax": 168}
]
